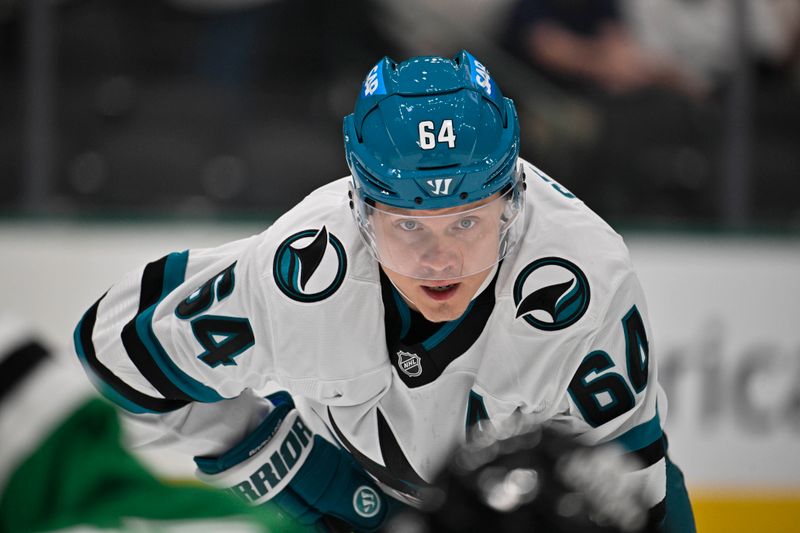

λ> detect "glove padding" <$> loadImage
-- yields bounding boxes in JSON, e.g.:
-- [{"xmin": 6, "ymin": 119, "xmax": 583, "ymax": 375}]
[{"xmin": 194, "ymin": 391, "xmax": 390, "ymax": 532}]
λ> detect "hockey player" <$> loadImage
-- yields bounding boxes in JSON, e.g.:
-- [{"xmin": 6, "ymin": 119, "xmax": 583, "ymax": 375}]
[
  {"xmin": 0, "ymin": 315, "xmax": 310, "ymax": 533},
  {"xmin": 73, "ymin": 51, "xmax": 694, "ymax": 532}
]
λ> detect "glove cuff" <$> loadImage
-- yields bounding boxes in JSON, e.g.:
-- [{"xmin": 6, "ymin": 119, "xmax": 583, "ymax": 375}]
[{"xmin": 194, "ymin": 406, "xmax": 315, "ymax": 505}]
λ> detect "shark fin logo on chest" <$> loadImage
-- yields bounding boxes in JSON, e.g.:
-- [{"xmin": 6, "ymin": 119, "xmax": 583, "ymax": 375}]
[
  {"xmin": 273, "ymin": 226, "xmax": 348, "ymax": 303},
  {"xmin": 513, "ymin": 257, "xmax": 590, "ymax": 331}
]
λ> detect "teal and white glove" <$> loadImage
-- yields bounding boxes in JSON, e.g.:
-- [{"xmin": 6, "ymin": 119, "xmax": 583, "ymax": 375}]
[{"xmin": 194, "ymin": 391, "xmax": 393, "ymax": 532}]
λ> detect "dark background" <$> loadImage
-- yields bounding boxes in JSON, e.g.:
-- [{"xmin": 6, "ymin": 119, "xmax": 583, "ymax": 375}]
[{"xmin": 2, "ymin": 0, "xmax": 799, "ymax": 230}]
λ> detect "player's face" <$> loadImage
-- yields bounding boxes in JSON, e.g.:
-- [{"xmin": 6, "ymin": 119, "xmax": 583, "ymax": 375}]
[{"xmin": 373, "ymin": 193, "xmax": 505, "ymax": 322}]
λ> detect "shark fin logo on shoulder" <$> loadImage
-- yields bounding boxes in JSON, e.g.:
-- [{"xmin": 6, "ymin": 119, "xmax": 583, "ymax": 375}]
[
  {"xmin": 273, "ymin": 227, "xmax": 347, "ymax": 303},
  {"xmin": 513, "ymin": 257, "xmax": 590, "ymax": 331}
]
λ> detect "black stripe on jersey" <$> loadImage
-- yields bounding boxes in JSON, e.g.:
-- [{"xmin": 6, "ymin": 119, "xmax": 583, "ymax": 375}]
[
  {"xmin": 327, "ymin": 407, "xmax": 424, "ymax": 500},
  {"xmin": 78, "ymin": 295, "xmax": 189, "ymax": 413},
  {"xmin": 121, "ymin": 256, "xmax": 193, "ymax": 402},
  {"xmin": 627, "ymin": 435, "xmax": 667, "ymax": 468},
  {"xmin": 647, "ymin": 498, "xmax": 666, "ymax": 530},
  {"xmin": 0, "ymin": 341, "xmax": 48, "ymax": 402},
  {"xmin": 376, "ymin": 409, "xmax": 427, "ymax": 486}
]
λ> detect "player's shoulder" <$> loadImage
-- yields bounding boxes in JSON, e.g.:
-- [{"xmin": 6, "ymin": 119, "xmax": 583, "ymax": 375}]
[
  {"xmin": 248, "ymin": 178, "xmax": 389, "ymax": 399},
  {"xmin": 501, "ymin": 160, "xmax": 636, "ymax": 325},
  {"xmin": 268, "ymin": 177, "xmax": 352, "ymax": 230},
  {"xmin": 519, "ymin": 159, "xmax": 631, "ymax": 265},
  {"xmin": 255, "ymin": 177, "xmax": 378, "ymax": 296},
  {"xmin": 478, "ymin": 162, "xmax": 641, "ymax": 408}
]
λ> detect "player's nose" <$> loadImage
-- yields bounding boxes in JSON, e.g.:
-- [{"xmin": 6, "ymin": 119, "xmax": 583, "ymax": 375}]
[{"xmin": 417, "ymin": 238, "xmax": 462, "ymax": 275}]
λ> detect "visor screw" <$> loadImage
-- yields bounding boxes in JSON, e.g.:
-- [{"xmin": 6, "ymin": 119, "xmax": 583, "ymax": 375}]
[
  {"xmin": 414, "ymin": 197, "xmax": 423, "ymax": 205},
  {"xmin": 459, "ymin": 192, "xmax": 468, "ymax": 200},
  {"xmin": 349, "ymin": 200, "xmax": 354, "ymax": 209}
]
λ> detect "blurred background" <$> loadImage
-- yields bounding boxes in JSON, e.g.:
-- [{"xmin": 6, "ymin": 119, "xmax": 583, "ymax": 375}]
[{"xmin": 1, "ymin": 0, "xmax": 799, "ymax": 531}]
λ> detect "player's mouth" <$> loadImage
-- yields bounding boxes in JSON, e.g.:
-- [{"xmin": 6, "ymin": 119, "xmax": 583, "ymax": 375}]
[{"xmin": 421, "ymin": 282, "xmax": 461, "ymax": 301}]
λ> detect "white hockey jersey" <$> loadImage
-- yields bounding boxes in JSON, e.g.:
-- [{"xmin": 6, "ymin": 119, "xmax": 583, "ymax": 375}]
[{"xmin": 74, "ymin": 159, "xmax": 669, "ymax": 524}]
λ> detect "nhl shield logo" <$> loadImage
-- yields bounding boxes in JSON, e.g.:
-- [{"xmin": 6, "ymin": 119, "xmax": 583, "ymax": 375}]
[{"xmin": 397, "ymin": 350, "xmax": 422, "ymax": 377}]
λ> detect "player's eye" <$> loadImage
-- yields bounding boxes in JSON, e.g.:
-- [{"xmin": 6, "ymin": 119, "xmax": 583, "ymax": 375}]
[
  {"xmin": 397, "ymin": 219, "xmax": 420, "ymax": 231},
  {"xmin": 455, "ymin": 217, "xmax": 477, "ymax": 230}
]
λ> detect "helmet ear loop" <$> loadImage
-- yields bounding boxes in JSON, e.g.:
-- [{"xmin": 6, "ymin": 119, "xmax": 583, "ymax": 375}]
[
  {"xmin": 497, "ymin": 180, "xmax": 526, "ymax": 259},
  {"xmin": 348, "ymin": 184, "xmax": 377, "ymax": 251},
  {"xmin": 351, "ymin": 196, "xmax": 387, "ymax": 267},
  {"xmin": 348, "ymin": 183, "xmax": 371, "ymax": 228},
  {"xmin": 498, "ymin": 179, "xmax": 525, "ymax": 232}
]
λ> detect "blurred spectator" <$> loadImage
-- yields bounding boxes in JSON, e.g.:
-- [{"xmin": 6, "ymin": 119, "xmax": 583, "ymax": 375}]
[
  {"xmin": 621, "ymin": 0, "xmax": 800, "ymax": 93},
  {"xmin": 167, "ymin": 0, "xmax": 283, "ymax": 89},
  {"xmin": 505, "ymin": 0, "xmax": 703, "ymax": 98},
  {"xmin": 3, "ymin": 0, "xmax": 798, "ymax": 226},
  {"xmin": 619, "ymin": 0, "xmax": 800, "ymax": 225},
  {"xmin": 503, "ymin": 0, "xmax": 721, "ymax": 223}
]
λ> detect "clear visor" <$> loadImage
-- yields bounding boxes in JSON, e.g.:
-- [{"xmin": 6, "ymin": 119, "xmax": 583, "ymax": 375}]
[{"xmin": 351, "ymin": 178, "xmax": 526, "ymax": 281}]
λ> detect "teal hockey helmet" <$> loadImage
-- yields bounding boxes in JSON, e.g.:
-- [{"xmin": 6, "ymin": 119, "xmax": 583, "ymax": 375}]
[
  {"xmin": 343, "ymin": 50, "xmax": 521, "ymax": 210},
  {"xmin": 343, "ymin": 52, "xmax": 526, "ymax": 281}
]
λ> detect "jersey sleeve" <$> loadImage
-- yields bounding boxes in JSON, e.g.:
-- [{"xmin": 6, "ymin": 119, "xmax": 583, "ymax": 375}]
[
  {"xmin": 551, "ymin": 267, "xmax": 671, "ymax": 527},
  {"xmin": 73, "ymin": 234, "xmax": 275, "ymax": 416},
  {"xmin": 0, "ymin": 335, "xmax": 309, "ymax": 533}
]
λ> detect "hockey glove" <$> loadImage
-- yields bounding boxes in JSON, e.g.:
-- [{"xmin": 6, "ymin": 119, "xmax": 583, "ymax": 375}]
[{"xmin": 194, "ymin": 391, "xmax": 391, "ymax": 533}]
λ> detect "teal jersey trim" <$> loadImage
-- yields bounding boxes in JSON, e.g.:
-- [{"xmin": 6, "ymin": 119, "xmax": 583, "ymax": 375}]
[
  {"xmin": 611, "ymin": 409, "xmax": 663, "ymax": 452},
  {"xmin": 162, "ymin": 251, "xmax": 189, "ymax": 300},
  {"xmin": 390, "ymin": 285, "xmax": 411, "ymax": 340},
  {"xmin": 422, "ymin": 300, "xmax": 475, "ymax": 351},
  {"xmin": 73, "ymin": 317, "xmax": 155, "ymax": 415},
  {"xmin": 388, "ymin": 280, "xmax": 476, "ymax": 351},
  {"xmin": 134, "ymin": 251, "xmax": 225, "ymax": 403}
]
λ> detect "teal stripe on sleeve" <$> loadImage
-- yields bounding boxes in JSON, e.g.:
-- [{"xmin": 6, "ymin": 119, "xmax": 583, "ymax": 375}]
[
  {"xmin": 611, "ymin": 409, "xmax": 662, "ymax": 452},
  {"xmin": 161, "ymin": 251, "xmax": 189, "ymax": 300},
  {"xmin": 135, "ymin": 251, "xmax": 225, "ymax": 403}
]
